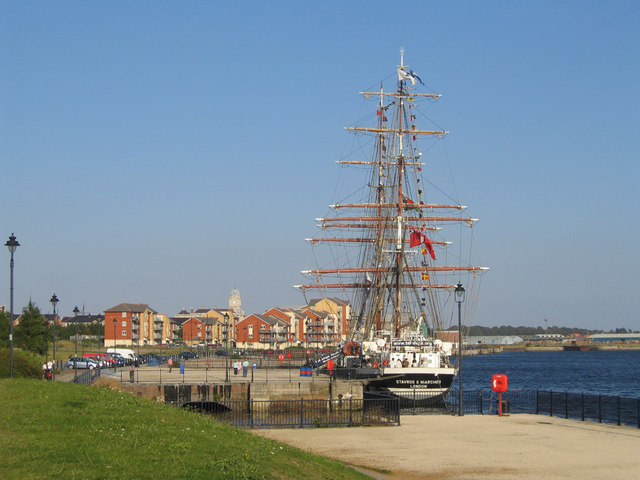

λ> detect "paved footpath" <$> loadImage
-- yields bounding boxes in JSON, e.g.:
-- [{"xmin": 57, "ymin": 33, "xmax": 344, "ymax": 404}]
[{"xmin": 256, "ymin": 414, "xmax": 640, "ymax": 480}]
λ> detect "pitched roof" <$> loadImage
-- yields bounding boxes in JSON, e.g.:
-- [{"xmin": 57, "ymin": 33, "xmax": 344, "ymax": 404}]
[
  {"xmin": 308, "ymin": 297, "xmax": 350, "ymax": 307},
  {"xmin": 303, "ymin": 308, "xmax": 331, "ymax": 319},
  {"xmin": 104, "ymin": 303, "xmax": 158, "ymax": 314},
  {"xmin": 62, "ymin": 314, "xmax": 103, "ymax": 324},
  {"xmin": 243, "ymin": 314, "xmax": 289, "ymax": 327}
]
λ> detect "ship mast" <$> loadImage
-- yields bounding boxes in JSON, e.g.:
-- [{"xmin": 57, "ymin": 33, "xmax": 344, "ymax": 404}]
[
  {"xmin": 393, "ymin": 52, "xmax": 407, "ymax": 336},
  {"xmin": 295, "ymin": 51, "xmax": 488, "ymax": 340}
]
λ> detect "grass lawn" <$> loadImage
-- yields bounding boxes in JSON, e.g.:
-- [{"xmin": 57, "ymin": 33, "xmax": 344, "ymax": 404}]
[{"xmin": 0, "ymin": 379, "xmax": 372, "ymax": 480}]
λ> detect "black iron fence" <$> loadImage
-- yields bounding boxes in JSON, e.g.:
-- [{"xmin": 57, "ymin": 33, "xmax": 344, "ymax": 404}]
[
  {"xmin": 72, "ymin": 368, "xmax": 101, "ymax": 385},
  {"xmin": 165, "ymin": 389, "xmax": 639, "ymax": 429},
  {"xmin": 171, "ymin": 396, "xmax": 400, "ymax": 429},
  {"xmin": 443, "ymin": 389, "xmax": 640, "ymax": 428}
]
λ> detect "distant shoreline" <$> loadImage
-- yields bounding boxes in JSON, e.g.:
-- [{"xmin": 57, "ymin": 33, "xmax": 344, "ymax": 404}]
[{"xmin": 468, "ymin": 343, "xmax": 640, "ymax": 354}]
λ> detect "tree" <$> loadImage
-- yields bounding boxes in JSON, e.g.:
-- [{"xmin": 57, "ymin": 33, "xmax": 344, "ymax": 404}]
[
  {"xmin": 0, "ymin": 310, "xmax": 9, "ymax": 349},
  {"xmin": 15, "ymin": 301, "xmax": 48, "ymax": 355}
]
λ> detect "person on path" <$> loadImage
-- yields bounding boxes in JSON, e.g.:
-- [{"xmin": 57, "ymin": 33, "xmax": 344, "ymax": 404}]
[
  {"xmin": 168, "ymin": 356, "xmax": 173, "ymax": 373},
  {"xmin": 233, "ymin": 361, "xmax": 239, "ymax": 376},
  {"xmin": 242, "ymin": 360, "xmax": 249, "ymax": 377},
  {"xmin": 327, "ymin": 359, "xmax": 335, "ymax": 381}
]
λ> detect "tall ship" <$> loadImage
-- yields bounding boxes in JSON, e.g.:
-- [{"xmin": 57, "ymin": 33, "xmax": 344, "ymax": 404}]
[{"xmin": 295, "ymin": 51, "xmax": 488, "ymax": 402}]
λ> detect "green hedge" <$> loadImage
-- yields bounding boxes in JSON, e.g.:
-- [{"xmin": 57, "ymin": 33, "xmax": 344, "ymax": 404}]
[{"xmin": 0, "ymin": 348, "xmax": 42, "ymax": 378}]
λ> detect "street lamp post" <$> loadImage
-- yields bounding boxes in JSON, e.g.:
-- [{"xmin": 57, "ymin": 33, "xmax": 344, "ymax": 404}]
[
  {"xmin": 271, "ymin": 325, "xmax": 276, "ymax": 352},
  {"xmin": 223, "ymin": 313, "xmax": 230, "ymax": 383},
  {"xmin": 305, "ymin": 320, "xmax": 310, "ymax": 363},
  {"xmin": 112, "ymin": 318, "xmax": 117, "ymax": 372},
  {"xmin": 50, "ymin": 294, "xmax": 59, "ymax": 381},
  {"xmin": 5, "ymin": 233, "xmax": 20, "ymax": 379},
  {"xmin": 454, "ymin": 282, "xmax": 466, "ymax": 416},
  {"xmin": 73, "ymin": 305, "xmax": 79, "ymax": 379}
]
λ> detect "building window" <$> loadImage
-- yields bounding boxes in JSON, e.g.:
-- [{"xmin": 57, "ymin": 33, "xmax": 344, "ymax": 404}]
[
  {"xmin": 197, "ymin": 332, "xmax": 202, "ymax": 338},
  {"xmin": 122, "ymin": 320, "xmax": 127, "ymax": 327},
  {"xmin": 122, "ymin": 312, "xmax": 127, "ymax": 317},
  {"xmin": 248, "ymin": 325, "xmax": 253, "ymax": 339},
  {"xmin": 197, "ymin": 324, "xmax": 202, "ymax": 330},
  {"xmin": 121, "ymin": 330, "xmax": 127, "ymax": 337}
]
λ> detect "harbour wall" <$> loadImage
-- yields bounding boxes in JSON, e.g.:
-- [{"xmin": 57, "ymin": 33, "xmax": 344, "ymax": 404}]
[{"xmin": 119, "ymin": 380, "xmax": 364, "ymax": 404}]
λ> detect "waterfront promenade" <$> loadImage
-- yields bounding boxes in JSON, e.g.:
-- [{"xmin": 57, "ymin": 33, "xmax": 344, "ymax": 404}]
[
  {"xmin": 58, "ymin": 360, "xmax": 640, "ymax": 479},
  {"xmin": 257, "ymin": 414, "xmax": 640, "ymax": 480},
  {"xmin": 58, "ymin": 357, "xmax": 327, "ymax": 385}
]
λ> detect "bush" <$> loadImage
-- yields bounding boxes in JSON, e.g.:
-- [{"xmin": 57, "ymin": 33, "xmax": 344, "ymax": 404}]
[{"xmin": 0, "ymin": 348, "xmax": 43, "ymax": 378}]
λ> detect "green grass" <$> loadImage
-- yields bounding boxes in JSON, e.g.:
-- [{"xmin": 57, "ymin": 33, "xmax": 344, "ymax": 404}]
[{"xmin": 0, "ymin": 380, "xmax": 372, "ymax": 480}]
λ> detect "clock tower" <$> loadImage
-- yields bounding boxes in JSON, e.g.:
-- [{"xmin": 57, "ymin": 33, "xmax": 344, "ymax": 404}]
[{"xmin": 229, "ymin": 288, "xmax": 244, "ymax": 319}]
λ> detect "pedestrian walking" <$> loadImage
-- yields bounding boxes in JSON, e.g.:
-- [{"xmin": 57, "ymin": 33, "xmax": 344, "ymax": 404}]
[
  {"xmin": 168, "ymin": 356, "xmax": 173, "ymax": 373},
  {"xmin": 327, "ymin": 359, "xmax": 335, "ymax": 381},
  {"xmin": 233, "ymin": 361, "xmax": 239, "ymax": 376},
  {"xmin": 242, "ymin": 360, "xmax": 249, "ymax": 377}
]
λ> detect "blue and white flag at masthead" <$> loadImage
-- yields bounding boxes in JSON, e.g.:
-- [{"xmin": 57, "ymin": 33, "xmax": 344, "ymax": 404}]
[{"xmin": 397, "ymin": 67, "xmax": 425, "ymax": 86}]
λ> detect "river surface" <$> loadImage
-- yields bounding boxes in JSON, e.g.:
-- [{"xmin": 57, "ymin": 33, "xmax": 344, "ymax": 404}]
[{"xmin": 457, "ymin": 350, "xmax": 640, "ymax": 398}]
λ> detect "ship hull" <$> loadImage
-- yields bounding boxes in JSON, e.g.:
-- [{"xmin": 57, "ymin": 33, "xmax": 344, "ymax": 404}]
[{"xmin": 333, "ymin": 366, "xmax": 456, "ymax": 406}]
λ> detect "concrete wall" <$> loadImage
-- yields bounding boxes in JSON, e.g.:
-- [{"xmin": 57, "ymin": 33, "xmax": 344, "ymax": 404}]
[{"xmin": 120, "ymin": 381, "xmax": 364, "ymax": 403}]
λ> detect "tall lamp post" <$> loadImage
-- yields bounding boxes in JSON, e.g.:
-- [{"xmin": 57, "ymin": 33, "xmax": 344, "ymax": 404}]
[
  {"xmin": 222, "ymin": 313, "xmax": 230, "ymax": 383},
  {"xmin": 73, "ymin": 305, "xmax": 79, "ymax": 379},
  {"xmin": 50, "ymin": 294, "xmax": 59, "ymax": 381},
  {"xmin": 454, "ymin": 282, "xmax": 466, "ymax": 416},
  {"xmin": 5, "ymin": 233, "xmax": 20, "ymax": 379},
  {"xmin": 112, "ymin": 318, "xmax": 117, "ymax": 371},
  {"xmin": 305, "ymin": 320, "xmax": 310, "ymax": 363}
]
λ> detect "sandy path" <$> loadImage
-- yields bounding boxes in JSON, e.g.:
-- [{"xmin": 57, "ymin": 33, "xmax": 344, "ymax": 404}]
[{"xmin": 255, "ymin": 414, "xmax": 640, "ymax": 479}]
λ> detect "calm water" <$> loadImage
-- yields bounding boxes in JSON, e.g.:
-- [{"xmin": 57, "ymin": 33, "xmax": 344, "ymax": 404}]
[{"xmin": 457, "ymin": 350, "xmax": 640, "ymax": 398}]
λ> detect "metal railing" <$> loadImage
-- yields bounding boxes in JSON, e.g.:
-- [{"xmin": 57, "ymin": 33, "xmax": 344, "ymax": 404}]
[
  {"xmin": 72, "ymin": 368, "xmax": 101, "ymax": 385},
  {"xmin": 171, "ymin": 396, "xmax": 400, "ymax": 429},
  {"xmin": 441, "ymin": 390, "xmax": 640, "ymax": 428}
]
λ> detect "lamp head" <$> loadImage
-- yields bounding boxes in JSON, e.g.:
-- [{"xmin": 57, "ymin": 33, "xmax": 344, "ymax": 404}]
[
  {"xmin": 5, "ymin": 233, "xmax": 20, "ymax": 254},
  {"xmin": 50, "ymin": 294, "xmax": 59, "ymax": 307},
  {"xmin": 454, "ymin": 283, "xmax": 466, "ymax": 303},
  {"xmin": 73, "ymin": 305, "xmax": 80, "ymax": 315}
]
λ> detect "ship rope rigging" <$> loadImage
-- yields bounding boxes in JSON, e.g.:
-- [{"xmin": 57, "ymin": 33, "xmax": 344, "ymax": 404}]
[{"xmin": 297, "ymin": 52, "xmax": 487, "ymax": 344}]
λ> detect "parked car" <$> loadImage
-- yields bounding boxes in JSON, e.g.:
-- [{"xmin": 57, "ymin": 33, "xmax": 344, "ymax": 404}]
[
  {"xmin": 82, "ymin": 354, "xmax": 107, "ymax": 368},
  {"xmin": 66, "ymin": 357, "xmax": 99, "ymax": 370},
  {"xmin": 108, "ymin": 352, "xmax": 127, "ymax": 367},
  {"xmin": 178, "ymin": 351, "xmax": 199, "ymax": 360},
  {"xmin": 106, "ymin": 348, "xmax": 135, "ymax": 365}
]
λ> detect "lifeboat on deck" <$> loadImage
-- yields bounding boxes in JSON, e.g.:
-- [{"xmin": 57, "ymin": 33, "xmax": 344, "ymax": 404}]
[{"xmin": 343, "ymin": 341, "xmax": 362, "ymax": 356}]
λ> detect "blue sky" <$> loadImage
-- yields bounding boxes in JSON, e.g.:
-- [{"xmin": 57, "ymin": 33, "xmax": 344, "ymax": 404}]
[{"xmin": 1, "ymin": 1, "xmax": 638, "ymax": 330}]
